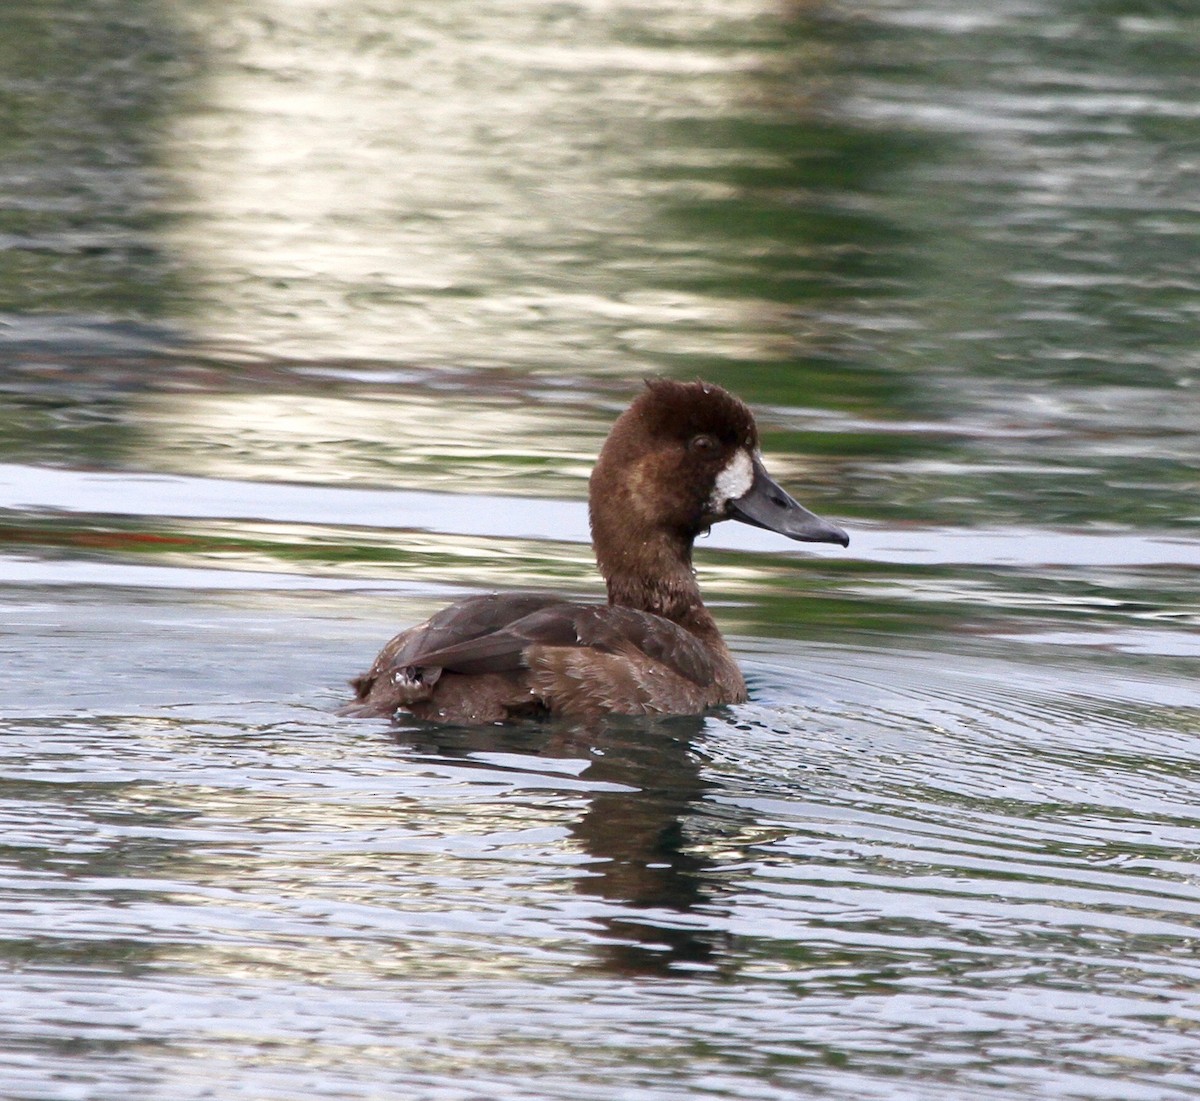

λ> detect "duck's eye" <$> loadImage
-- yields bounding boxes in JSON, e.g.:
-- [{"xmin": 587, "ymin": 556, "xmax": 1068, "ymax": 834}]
[{"xmin": 689, "ymin": 434, "xmax": 718, "ymax": 456}]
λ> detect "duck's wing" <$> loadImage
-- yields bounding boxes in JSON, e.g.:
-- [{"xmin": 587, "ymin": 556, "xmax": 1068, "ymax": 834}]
[
  {"xmin": 367, "ymin": 592, "xmax": 566, "ymax": 673},
  {"xmin": 345, "ymin": 596, "xmax": 720, "ymax": 721},
  {"xmin": 409, "ymin": 603, "xmax": 716, "ymax": 688}
]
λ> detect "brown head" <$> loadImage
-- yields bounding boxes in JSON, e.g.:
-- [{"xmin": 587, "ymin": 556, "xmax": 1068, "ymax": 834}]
[{"xmin": 589, "ymin": 379, "xmax": 848, "ymax": 615}]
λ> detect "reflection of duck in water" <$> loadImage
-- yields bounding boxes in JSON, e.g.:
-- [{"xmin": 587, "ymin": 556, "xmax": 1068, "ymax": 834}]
[
  {"xmin": 386, "ymin": 713, "xmax": 721, "ymax": 975},
  {"xmin": 344, "ymin": 379, "xmax": 848, "ymax": 724}
]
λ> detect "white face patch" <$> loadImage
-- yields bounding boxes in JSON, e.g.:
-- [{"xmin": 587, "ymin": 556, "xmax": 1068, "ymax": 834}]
[{"xmin": 708, "ymin": 448, "xmax": 755, "ymax": 511}]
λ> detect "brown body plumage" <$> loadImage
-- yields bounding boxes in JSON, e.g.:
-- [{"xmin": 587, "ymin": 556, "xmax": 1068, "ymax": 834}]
[{"xmin": 343, "ymin": 379, "xmax": 847, "ymax": 724}]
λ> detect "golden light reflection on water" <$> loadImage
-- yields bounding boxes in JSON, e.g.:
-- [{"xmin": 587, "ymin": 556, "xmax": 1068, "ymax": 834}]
[
  {"xmin": 132, "ymin": 389, "xmax": 600, "ymax": 495},
  {"xmin": 163, "ymin": 1, "xmax": 800, "ymax": 369},
  {"xmin": 119, "ymin": 779, "xmax": 589, "ymax": 983}
]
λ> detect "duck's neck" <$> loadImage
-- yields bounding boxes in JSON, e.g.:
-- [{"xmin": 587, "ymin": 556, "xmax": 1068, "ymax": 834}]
[
  {"xmin": 595, "ymin": 522, "xmax": 747, "ymax": 704},
  {"xmin": 597, "ymin": 529, "xmax": 722, "ymax": 641}
]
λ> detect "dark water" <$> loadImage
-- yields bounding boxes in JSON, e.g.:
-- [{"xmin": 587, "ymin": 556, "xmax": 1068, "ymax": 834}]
[{"xmin": 2, "ymin": 1, "xmax": 1199, "ymax": 1098}]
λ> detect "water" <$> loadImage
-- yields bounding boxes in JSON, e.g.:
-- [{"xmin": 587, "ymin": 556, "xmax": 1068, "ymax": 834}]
[{"xmin": 2, "ymin": 0, "xmax": 1199, "ymax": 1098}]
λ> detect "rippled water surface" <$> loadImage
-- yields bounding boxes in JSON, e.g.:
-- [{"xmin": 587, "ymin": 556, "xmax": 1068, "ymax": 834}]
[{"xmin": 2, "ymin": 1, "xmax": 1199, "ymax": 1098}]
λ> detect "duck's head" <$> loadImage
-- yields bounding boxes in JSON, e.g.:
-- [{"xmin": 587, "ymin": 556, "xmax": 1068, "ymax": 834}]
[{"xmin": 589, "ymin": 379, "xmax": 849, "ymax": 567}]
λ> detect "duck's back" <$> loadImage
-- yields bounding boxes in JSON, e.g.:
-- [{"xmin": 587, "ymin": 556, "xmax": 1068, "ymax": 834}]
[{"xmin": 342, "ymin": 591, "xmax": 737, "ymax": 724}]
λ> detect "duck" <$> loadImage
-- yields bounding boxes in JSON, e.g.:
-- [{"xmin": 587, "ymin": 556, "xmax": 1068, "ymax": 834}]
[{"xmin": 343, "ymin": 378, "xmax": 848, "ymax": 724}]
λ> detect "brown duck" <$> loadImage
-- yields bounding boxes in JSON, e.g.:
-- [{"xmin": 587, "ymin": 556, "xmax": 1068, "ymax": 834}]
[{"xmin": 343, "ymin": 379, "xmax": 848, "ymax": 724}]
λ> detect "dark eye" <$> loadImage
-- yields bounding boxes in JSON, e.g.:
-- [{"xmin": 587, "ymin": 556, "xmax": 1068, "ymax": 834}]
[{"xmin": 689, "ymin": 434, "xmax": 718, "ymax": 456}]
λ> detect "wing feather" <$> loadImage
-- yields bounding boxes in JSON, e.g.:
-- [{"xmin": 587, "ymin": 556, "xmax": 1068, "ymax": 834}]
[
  {"xmin": 410, "ymin": 603, "xmax": 715, "ymax": 687},
  {"xmin": 349, "ymin": 592, "xmax": 718, "ymax": 721}
]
